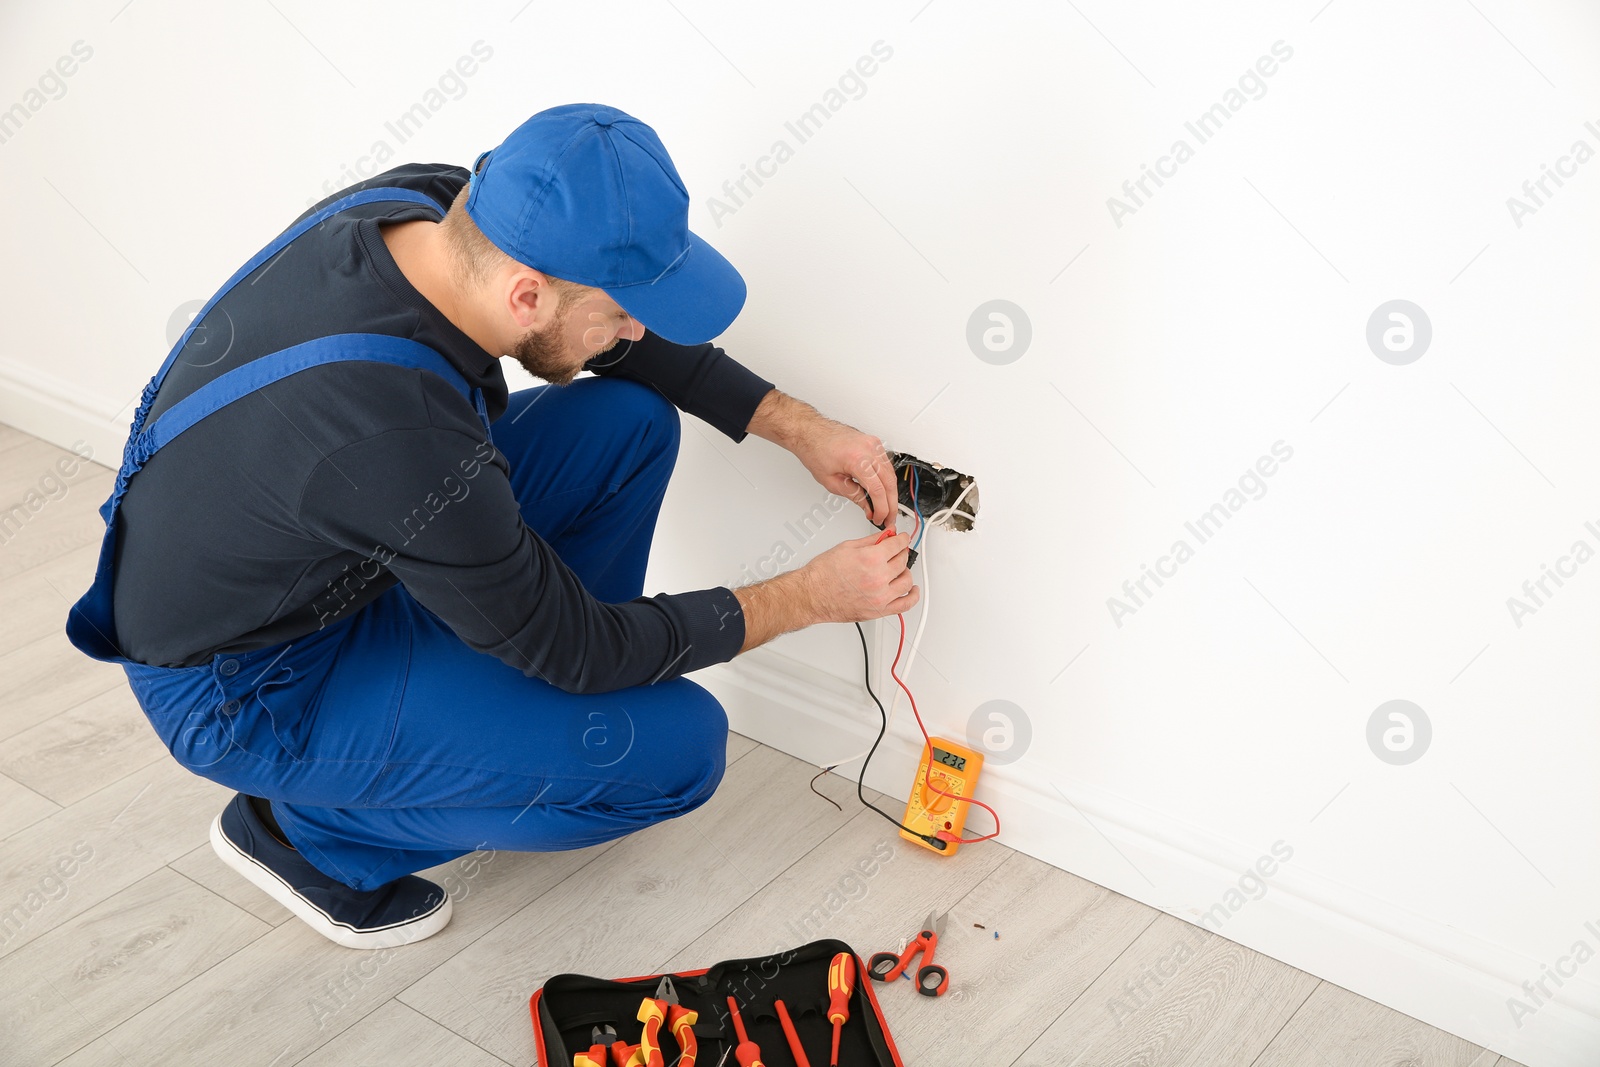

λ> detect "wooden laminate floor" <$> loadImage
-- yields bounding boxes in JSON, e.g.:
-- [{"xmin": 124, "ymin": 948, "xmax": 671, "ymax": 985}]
[{"xmin": 0, "ymin": 426, "xmax": 1523, "ymax": 1067}]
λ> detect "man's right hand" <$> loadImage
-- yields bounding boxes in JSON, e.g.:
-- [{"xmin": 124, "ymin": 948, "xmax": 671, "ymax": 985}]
[
  {"xmin": 803, "ymin": 531, "xmax": 920, "ymax": 624},
  {"xmin": 732, "ymin": 531, "xmax": 920, "ymax": 654}
]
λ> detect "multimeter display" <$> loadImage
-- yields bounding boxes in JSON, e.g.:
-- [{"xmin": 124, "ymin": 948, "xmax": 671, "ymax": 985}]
[{"xmin": 930, "ymin": 746, "xmax": 966, "ymax": 772}]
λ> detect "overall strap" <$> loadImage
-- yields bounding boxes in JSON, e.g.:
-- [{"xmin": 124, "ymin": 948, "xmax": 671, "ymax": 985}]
[
  {"xmin": 73, "ymin": 189, "xmax": 459, "ymax": 664},
  {"xmin": 101, "ymin": 333, "xmax": 488, "ymax": 523},
  {"xmin": 122, "ymin": 187, "xmax": 445, "ymax": 451}
]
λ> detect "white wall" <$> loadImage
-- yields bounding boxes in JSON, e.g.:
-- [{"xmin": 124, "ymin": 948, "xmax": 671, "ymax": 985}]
[{"xmin": 3, "ymin": 2, "xmax": 1598, "ymax": 1062}]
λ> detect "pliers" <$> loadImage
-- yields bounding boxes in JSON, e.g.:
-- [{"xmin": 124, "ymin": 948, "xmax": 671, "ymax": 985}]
[{"xmin": 638, "ymin": 975, "xmax": 699, "ymax": 1067}]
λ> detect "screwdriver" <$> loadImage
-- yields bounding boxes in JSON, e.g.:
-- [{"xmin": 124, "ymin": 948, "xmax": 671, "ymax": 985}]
[
  {"xmin": 725, "ymin": 994, "xmax": 765, "ymax": 1067},
  {"xmin": 773, "ymin": 999, "xmax": 811, "ymax": 1067},
  {"xmin": 827, "ymin": 952, "xmax": 854, "ymax": 1067}
]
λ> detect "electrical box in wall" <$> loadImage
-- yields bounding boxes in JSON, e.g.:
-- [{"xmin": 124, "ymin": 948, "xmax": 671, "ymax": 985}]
[{"xmin": 887, "ymin": 451, "xmax": 978, "ymax": 533}]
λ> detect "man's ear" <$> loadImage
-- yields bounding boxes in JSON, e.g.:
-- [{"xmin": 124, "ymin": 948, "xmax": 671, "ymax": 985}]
[{"xmin": 504, "ymin": 269, "xmax": 558, "ymax": 330}]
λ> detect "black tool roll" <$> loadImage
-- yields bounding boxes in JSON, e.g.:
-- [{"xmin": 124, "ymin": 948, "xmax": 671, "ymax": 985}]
[{"xmin": 529, "ymin": 937, "xmax": 907, "ymax": 1066}]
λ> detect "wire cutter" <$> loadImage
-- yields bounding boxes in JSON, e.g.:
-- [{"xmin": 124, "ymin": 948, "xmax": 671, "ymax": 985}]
[
  {"xmin": 573, "ymin": 1024, "xmax": 621, "ymax": 1067},
  {"xmin": 867, "ymin": 909, "xmax": 950, "ymax": 997}
]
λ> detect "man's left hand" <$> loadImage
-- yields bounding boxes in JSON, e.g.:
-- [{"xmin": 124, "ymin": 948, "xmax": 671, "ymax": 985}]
[
  {"xmin": 793, "ymin": 417, "xmax": 899, "ymax": 532},
  {"xmin": 748, "ymin": 389, "xmax": 899, "ymax": 532}
]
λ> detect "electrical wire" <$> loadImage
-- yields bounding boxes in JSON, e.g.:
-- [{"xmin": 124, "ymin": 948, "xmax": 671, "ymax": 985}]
[
  {"xmin": 887, "ymin": 484, "xmax": 931, "ymax": 749},
  {"xmin": 848, "ymin": 621, "xmax": 944, "ymax": 849},
  {"xmin": 807, "ymin": 496, "xmax": 923, "ymax": 802},
  {"xmin": 926, "ymin": 478, "xmax": 977, "ymax": 528},
  {"xmin": 884, "ymin": 608, "xmax": 1001, "ymax": 845},
  {"xmin": 909, "ymin": 465, "xmax": 926, "ymax": 551},
  {"xmin": 807, "ymin": 766, "xmax": 841, "ymax": 812},
  {"xmin": 820, "ymin": 471, "xmax": 976, "ymax": 783},
  {"xmin": 810, "ymin": 480, "xmax": 999, "ymax": 846},
  {"xmin": 815, "ymin": 500, "xmax": 924, "ymax": 776}
]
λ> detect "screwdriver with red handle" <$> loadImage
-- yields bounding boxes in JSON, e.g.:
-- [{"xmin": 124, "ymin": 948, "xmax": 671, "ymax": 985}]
[
  {"xmin": 773, "ymin": 999, "xmax": 811, "ymax": 1067},
  {"xmin": 725, "ymin": 995, "xmax": 764, "ymax": 1067},
  {"xmin": 826, "ymin": 952, "xmax": 854, "ymax": 1067}
]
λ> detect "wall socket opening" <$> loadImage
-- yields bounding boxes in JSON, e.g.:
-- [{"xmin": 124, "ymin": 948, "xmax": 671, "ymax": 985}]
[{"xmin": 888, "ymin": 451, "xmax": 978, "ymax": 531}]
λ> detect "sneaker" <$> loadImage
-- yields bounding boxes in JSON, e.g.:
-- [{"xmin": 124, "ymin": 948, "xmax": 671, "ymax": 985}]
[{"xmin": 209, "ymin": 793, "xmax": 452, "ymax": 949}]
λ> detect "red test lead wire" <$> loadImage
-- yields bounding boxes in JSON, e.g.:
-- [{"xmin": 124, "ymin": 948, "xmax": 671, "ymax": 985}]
[
  {"xmin": 870, "ymin": 544, "xmax": 1000, "ymax": 846},
  {"xmin": 889, "ymin": 612, "xmax": 1000, "ymax": 844}
]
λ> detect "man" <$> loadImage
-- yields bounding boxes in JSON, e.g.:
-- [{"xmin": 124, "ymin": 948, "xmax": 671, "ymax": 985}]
[{"xmin": 65, "ymin": 103, "xmax": 918, "ymax": 949}]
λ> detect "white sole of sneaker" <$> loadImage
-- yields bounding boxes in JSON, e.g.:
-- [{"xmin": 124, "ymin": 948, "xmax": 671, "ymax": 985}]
[{"xmin": 209, "ymin": 812, "xmax": 452, "ymax": 950}]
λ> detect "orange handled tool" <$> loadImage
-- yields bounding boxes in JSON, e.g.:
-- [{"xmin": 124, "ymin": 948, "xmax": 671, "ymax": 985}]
[
  {"xmin": 868, "ymin": 909, "xmax": 951, "ymax": 997},
  {"xmin": 724, "ymin": 995, "xmax": 764, "ymax": 1067},
  {"xmin": 581, "ymin": 1026, "xmax": 631, "ymax": 1067},
  {"xmin": 638, "ymin": 976, "xmax": 696, "ymax": 1067},
  {"xmin": 826, "ymin": 952, "xmax": 854, "ymax": 1067},
  {"xmin": 773, "ymin": 999, "xmax": 811, "ymax": 1067},
  {"xmin": 637, "ymin": 980, "xmax": 668, "ymax": 1067},
  {"xmin": 609, "ymin": 1040, "xmax": 645, "ymax": 1067},
  {"xmin": 638, "ymin": 999, "xmax": 666, "ymax": 1067},
  {"xmin": 667, "ymin": 1003, "xmax": 700, "ymax": 1067}
]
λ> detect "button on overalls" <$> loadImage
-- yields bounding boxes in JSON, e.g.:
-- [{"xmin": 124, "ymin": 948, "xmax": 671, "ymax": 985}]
[{"xmin": 64, "ymin": 186, "xmax": 728, "ymax": 892}]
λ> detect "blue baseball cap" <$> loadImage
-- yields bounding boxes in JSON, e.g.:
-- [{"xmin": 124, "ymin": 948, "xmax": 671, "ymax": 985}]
[{"xmin": 463, "ymin": 103, "xmax": 745, "ymax": 346}]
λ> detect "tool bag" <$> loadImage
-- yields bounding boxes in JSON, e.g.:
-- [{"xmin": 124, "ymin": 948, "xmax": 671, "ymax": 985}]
[{"xmin": 529, "ymin": 937, "xmax": 907, "ymax": 1066}]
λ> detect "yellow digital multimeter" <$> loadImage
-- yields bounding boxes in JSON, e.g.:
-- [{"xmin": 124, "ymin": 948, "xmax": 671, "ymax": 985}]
[{"xmin": 900, "ymin": 736, "xmax": 984, "ymax": 856}]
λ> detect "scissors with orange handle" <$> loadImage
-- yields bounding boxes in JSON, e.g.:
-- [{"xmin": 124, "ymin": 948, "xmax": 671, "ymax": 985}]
[{"xmin": 867, "ymin": 909, "xmax": 950, "ymax": 997}]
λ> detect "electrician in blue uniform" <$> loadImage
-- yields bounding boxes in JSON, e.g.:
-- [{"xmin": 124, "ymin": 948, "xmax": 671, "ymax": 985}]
[{"xmin": 66, "ymin": 104, "xmax": 919, "ymax": 948}]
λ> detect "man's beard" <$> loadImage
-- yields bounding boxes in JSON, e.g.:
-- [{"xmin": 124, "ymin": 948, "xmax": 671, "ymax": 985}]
[{"xmin": 509, "ymin": 300, "xmax": 582, "ymax": 386}]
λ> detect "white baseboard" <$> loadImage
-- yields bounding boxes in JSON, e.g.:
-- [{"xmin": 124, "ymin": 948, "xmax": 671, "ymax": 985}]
[
  {"xmin": 698, "ymin": 647, "xmax": 1600, "ymax": 1067},
  {"xmin": 0, "ymin": 356, "xmax": 131, "ymax": 469}
]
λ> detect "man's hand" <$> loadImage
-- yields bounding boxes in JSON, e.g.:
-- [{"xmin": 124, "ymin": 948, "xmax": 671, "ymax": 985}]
[
  {"xmin": 733, "ymin": 531, "xmax": 918, "ymax": 653},
  {"xmin": 803, "ymin": 531, "xmax": 919, "ymax": 624},
  {"xmin": 747, "ymin": 389, "xmax": 899, "ymax": 532}
]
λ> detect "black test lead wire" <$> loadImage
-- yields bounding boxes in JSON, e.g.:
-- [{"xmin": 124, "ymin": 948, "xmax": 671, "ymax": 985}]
[{"xmin": 852, "ymin": 621, "xmax": 946, "ymax": 850}]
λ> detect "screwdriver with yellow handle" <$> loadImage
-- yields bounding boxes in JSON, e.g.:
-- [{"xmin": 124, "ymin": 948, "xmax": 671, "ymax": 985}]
[{"xmin": 827, "ymin": 952, "xmax": 855, "ymax": 1067}]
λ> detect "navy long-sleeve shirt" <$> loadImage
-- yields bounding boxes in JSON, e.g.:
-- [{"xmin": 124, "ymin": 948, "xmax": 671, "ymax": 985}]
[{"xmin": 110, "ymin": 162, "xmax": 774, "ymax": 693}]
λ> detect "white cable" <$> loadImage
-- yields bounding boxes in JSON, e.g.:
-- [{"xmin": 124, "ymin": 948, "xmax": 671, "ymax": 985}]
[
  {"xmin": 926, "ymin": 478, "xmax": 977, "ymax": 527},
  {"xmin": 814, "ymin": 477, "xmax": 975, "ymax": 779},
  {"xmin": 819, "ymin": 501, "xmax": 930, "ymax": 776}
]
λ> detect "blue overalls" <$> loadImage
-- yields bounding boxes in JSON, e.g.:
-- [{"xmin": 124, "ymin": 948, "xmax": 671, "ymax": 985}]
[{"xmin": 65, "ymin": 188, "xmax": 728, "ymax": 892}]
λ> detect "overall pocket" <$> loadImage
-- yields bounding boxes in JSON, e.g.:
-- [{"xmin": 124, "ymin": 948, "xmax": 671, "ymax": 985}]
[
  {"xmin": 123, "ymin": 659, "xmax": 221, "ymax": 763},
  {"xmin": 211, "ymin": 636, "xmax": 341, "ymax": 766}
]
